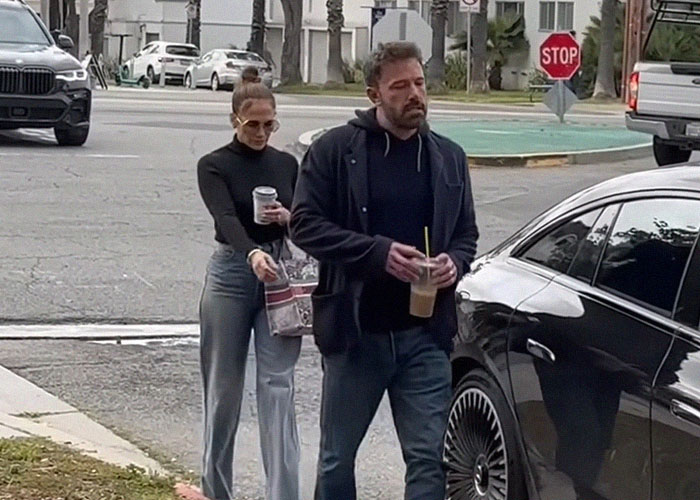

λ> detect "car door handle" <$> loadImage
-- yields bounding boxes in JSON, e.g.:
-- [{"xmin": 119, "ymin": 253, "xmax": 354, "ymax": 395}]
[
  {"xmin": 671, "ymin": 399, "xmax": 700, "ymax": 427},
  {"xmin": 526, "ymin": 339, "xmax": 556, "ymax": 364}
]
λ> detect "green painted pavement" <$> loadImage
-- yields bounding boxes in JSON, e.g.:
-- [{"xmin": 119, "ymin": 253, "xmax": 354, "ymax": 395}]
[{"xmin": 430, "ymin": 120, "xmax": 651, "ymax": 157}]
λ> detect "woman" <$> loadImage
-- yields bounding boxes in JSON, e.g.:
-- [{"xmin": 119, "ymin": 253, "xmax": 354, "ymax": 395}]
[{"xmin": 196, "ymin": 67, "xmax": 301, "ymax": 500}]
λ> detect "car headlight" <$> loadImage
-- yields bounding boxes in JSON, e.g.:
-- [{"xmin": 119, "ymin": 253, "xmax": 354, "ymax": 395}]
[{"xmin": 56, "ymin": 69, "xmax": 89, "ymax": 82}]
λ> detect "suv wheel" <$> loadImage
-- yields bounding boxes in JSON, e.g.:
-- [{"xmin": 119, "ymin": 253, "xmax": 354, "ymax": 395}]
[
  {"xmin": 444, "ymin": 369, "xmax": 526, "ymax": 500},
  {"xmin": 653, "ymin": 136, "xmax": 692, "ymax": 167},
  {"xmin": 211, "ymin": 73, "xmax": 220, "ymax": 91},
  {"xmin": 55, "ymin": 125, "xmax": 89, "ymax": 146},
  {"xmin": 147, "ymin": 66, "xmax": 159, "ymax": 85}
]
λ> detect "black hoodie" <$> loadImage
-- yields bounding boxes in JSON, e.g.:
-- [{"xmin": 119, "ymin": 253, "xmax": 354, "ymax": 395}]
[{"xmin": 351, "ymin": 109, "xmax": 433, "ymax": 333}]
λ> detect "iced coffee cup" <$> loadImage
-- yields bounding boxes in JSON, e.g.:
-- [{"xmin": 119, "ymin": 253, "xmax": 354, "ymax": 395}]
[
  {"xmin": 252, "ymin": 186, "xmax": 278, "ymax": 225},
  {"xmin": 410, "ymin": 258, "xmax": 439, "ymax": 318}
]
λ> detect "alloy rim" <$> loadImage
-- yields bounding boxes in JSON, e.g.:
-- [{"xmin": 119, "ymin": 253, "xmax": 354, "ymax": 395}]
[
  {"xmin": 212, "ymin": 75, "xmax": 219, "ymax": 91},
  {"xmin": 185, "ymin": 74, "xmax": 191, "ymax": 88},
  {"xmin": 444, "ymin": 387, "xmax": 508, "ymax": 500}
]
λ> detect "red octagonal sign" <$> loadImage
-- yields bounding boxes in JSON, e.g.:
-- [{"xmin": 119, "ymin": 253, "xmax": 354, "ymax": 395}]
[{"xmin": 539, "ymin": 32, "xmax": 581, "ymax": 80}]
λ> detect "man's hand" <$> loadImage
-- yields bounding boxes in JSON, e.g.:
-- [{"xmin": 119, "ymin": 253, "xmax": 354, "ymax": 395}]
[
  {"xmin": 250, "ymin": 251, "xmax": 279, "ymax": 283},
  {"xmin": 261, "ymin": 202, "xmax": 291, "ymax": 226},
  {"xmin": 386, "ymin": 242, "xmax": 424, "ymax": 283},
  {"xmin": 431, "ymin": 253, "xmax": 458, "ymax": 289}
]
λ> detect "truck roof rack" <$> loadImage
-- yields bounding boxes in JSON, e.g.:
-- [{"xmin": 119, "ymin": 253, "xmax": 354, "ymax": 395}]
[{"xmin": 651, "ymin": 0, "xmax": 700, "ymax": 26}]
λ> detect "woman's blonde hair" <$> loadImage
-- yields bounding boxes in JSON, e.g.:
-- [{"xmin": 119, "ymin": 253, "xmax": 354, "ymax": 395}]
[{"xmin": 232, "ymin": 66, "xmax": 275, "ymax": 114}]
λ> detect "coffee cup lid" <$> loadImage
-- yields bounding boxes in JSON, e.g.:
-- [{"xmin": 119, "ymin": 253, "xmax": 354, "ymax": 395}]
[{"xmin": 254, "ymin": 186, "xmax": 277, "ymax": 196}]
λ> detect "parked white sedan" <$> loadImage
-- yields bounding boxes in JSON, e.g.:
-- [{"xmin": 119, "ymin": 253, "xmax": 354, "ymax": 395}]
[
  {"xmin": 125, "ymin": 41, "xmax": 200, "ymax": 85},
  {"xmin": 183, "ymin": 49, "xmax": 273, "ymax": 91}
]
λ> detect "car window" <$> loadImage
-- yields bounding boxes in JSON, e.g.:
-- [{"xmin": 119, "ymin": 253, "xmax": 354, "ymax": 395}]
[
  {"xmin": 674, "ymin": 233, "xmax": 700, "ymax": 329},
  {"xmin": 225, "ymin": 51, "xmax": 244, "ymax": 60},
  {"xmin": 166, "ymin": 45, "xmax": 199, "ymax": 57},
  {"xmin": 0, "ymin": 6, "xmax": 51, "ymax": 45},
  {"xmin": 201, "ymin": 53, "xmax": 212, "ymax": 62},
  {"xmin": 567, "ymin": 204, "xmax": 620, "ymax": 283},
  {"xmin": 521, "ymin": 209, "xmax": 603, "ymax": 274},
  {"xmin": 596, "ymin": 199, "xmax": 700, "ymax": 315}
]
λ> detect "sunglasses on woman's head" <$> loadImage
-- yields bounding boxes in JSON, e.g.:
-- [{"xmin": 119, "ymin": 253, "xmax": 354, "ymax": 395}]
[{"xmin": 235, "ymin": 116, "xmax": 280, "ymax": 134}]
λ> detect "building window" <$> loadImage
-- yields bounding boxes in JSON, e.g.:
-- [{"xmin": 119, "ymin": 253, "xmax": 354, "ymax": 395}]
[
  {"xmin": 409, "ymin": 0, "xmax": 431, "ymax": 22},
  {"xmin": 539, "ymin": 2, "xmax": 556, "ymax": 30},
  {"xmin": 557, "ymin": 1, "xmax": 574, "ymax": 31},
  {"xmin": 496, "ymin": 1, "xmax": 524, "ymax": 17}
]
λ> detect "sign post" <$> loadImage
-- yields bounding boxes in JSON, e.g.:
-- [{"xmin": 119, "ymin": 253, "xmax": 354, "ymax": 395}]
[
  {"xmin": 459, "ymin": 0, "xmax": 480, "ymax": 93},
  {"xmin": 539, "ymin": 32, "xmax": 581, "ymax": 123}
]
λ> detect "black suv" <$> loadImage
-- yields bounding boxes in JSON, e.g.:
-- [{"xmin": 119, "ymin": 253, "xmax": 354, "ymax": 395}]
[{"xmin": 0, "ymin": 0, "xmax": 90, "ymax": 145}]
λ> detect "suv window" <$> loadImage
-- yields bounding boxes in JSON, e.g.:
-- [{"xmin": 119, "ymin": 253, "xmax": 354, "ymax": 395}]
[
  {"xmin": 596, "ymin": 199, "xmax": 700, "ymax": 315},
  {"xmin": 521, "ymin": 209, "xmax": 602, "ymax": 273},
  {"xmin": 166, "ymin": 45, "xmax": 199, "ymax": 57},
  {"xmin": 0, "ymin": 5, "xmax": 50, "ymax": 45},
  {"xmin": 568, "ymin": 204, "xmax": 620, "ymax": 283}
]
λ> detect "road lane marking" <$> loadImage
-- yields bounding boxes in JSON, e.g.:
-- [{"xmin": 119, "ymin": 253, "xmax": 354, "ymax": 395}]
[{"xmin": 0, "ymin": 152, "xmax": 140, "ymax": 159}]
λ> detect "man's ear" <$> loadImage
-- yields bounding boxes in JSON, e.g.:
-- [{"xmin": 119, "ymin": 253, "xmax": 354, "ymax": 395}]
[{"xmin": 366, "ymin": 86, "xmax": 381, "ymax": 106}]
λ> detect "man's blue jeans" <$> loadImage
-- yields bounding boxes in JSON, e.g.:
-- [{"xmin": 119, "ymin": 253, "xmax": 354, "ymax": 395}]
[{"xmin": 314, "ymin": 327, "xmax": 452, "ymax": 500}]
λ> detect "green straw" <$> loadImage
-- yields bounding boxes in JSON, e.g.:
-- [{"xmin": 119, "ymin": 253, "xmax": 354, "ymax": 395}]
[{"xmin": 424, "ymin": 226, "xmax": 430, "ymax": 259}]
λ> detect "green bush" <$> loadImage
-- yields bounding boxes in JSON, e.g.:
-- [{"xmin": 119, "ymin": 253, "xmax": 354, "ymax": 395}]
[{"xmin": 444, "ymin": 52, "xmax": 469, "ymax": 90}]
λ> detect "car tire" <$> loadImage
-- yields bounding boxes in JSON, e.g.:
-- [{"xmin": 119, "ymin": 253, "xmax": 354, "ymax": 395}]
[
  {"xmin": 211, "ymin": 73, "xmax": 219, "ymax": 92},
  {"xmin": 140, "ymin": 77, "xmax": 151, "ymax": 89},
  {"xmin": 54, "ymin": 125, "xmax": 89, "ymax": 146},
  {"xmin": 147, "ymin": 66, "xmax": 159, "ymax": 85},
  {"xmin": 184, "ymin": 73, "xmax": 193, "ymax": 89},
  {"xmin": 444, "ymin": 369, "xmax": 527, "ymax": 500},
  {"xmin": 653, "ymin": 136, "xmax": 691, "ymax": 167}
]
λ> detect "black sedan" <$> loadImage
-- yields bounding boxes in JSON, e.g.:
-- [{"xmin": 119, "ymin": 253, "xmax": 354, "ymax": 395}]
[{"xmin": 445, "ymin": 166, "xmax": 700, "ymax": 500}]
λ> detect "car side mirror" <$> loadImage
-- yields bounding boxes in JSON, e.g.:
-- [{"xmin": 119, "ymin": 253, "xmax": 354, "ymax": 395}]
[{"xmin": 57, "ymin": 35, "xmax": 74, "ymax": 50}]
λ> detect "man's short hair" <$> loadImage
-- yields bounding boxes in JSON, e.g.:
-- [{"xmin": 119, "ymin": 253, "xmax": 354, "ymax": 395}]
[{"xmin": 364, "ymin": 42, "xmax": 423, "ymax": 87}]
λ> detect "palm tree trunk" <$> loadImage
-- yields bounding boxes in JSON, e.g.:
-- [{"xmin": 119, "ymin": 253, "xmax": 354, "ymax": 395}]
[
  {"xmin": 471, "ymin": 0, "xmax": 489, "ymax": 93},
  {"xmin": 49, "ymin": 0, "xmax": 61, "ymax": 32},
  {"xmin": 63, "ymin": 0, "xmax": 79, "ymax": 57},
  {"xmin": 280, "ymin": 0, "xmax": 303, "ymax": 85},
  {"xmin": 249, "ymin": 0, "xmax": 265, "ymax": 56},
  {"xmin": 326, "ymin": 0, "xmax": 344, "ymax": 84},
  {"xmin": 594, "ymin": 0, "xmax": 617, "ymax": 98},
  {"xmin": 88, "ymin": 0, "xmax": 108, "ymax": 57},
  {"xmin": 190, "ymin": 0, "xmax": 201, "ymax": 48},
  {"xmin": 426, "ymin": 0, "xmax": 448, "ymax": 90}
]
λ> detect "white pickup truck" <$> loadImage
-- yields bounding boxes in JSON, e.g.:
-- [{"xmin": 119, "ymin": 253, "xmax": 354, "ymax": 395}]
[{"xmin": 626, "ymin": 0, "xmax": 700, "ymax": 166}]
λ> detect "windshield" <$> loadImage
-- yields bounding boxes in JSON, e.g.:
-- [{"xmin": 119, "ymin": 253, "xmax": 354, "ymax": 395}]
[
  {"xmin": 166, "ymin": 45, "xmax": 200, "ymax": 57},
  {"xmin": 0, "ymin": 7, "xmax": 51, "ymax": 45},
  {"xmin": 225, "ymin": 51, "xmax": 264, "ymax": 62}
]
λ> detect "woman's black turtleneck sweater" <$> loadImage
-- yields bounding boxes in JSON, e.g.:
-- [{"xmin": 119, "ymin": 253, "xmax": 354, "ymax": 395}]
[{"xmin": 197, "ymin": 136, "xmax": 298, "ymax": 254}]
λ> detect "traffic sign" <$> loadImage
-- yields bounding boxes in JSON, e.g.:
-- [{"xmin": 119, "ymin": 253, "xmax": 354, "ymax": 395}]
[
  {"xmin": 459, "ymin": 0, "xmax": 480, "ymax": 13},
  {"xmin": 539, "ymin": 32, "xmax": 581, "ymax": 80}
]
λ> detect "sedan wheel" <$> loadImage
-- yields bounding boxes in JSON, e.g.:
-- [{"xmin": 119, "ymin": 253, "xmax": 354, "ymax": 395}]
[
  {"xmin": 184, "ymin": 73, "xmax": 193, "ymax": 89},
  {"xmin": 444, "ymin": 369, "xmax": 525, "ymax": 500},
  {"xmin": 211, "ymin": 73, "xmax": 219, "ymax": 91}
]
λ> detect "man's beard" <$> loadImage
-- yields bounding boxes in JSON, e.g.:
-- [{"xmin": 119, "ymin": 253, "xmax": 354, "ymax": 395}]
[{"xmin": 387, "ymin": 102, "xmax": 427, "ymax": 130}]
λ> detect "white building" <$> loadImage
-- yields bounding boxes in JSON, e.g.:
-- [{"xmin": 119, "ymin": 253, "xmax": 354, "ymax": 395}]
[{"xmin": 30, "ymin": 0, "xmax": 603, "ymax": 89}]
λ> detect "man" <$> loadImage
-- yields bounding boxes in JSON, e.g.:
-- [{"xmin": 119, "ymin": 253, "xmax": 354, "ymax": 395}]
[{"xmin": 290, "ymin": 42, "xmax": 478, "ymax": 499}]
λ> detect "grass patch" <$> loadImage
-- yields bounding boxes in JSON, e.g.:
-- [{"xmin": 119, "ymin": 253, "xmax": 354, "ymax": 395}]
[
  {"xmin": 0, "ymin": 437, "xmax": 178, "ymax": 500},
  {"xmin": 274, "ymin": 83, "xmax": 544, "ymax": 105}
]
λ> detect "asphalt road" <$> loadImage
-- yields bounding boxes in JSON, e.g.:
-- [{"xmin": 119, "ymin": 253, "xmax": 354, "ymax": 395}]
[{"xmin": 0, "ymin": 88, "xmax": 661, "ymax": 499}]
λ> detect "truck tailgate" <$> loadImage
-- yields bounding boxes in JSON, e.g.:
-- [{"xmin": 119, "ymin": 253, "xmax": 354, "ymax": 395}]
[{"xmin": 637, "ymin": 62, "xmax": 700, "ymax": 119}]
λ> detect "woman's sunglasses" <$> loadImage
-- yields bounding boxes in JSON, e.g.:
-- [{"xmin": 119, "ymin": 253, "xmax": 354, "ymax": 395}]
[{"xmin": 235, "ymin": 116, "xmax": 280, "ymax": 134}]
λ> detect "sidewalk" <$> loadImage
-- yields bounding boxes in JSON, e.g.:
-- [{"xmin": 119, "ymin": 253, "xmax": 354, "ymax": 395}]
[{"xmin": 0, "ymin": 363, "xmax": 166, "ymax": 475}]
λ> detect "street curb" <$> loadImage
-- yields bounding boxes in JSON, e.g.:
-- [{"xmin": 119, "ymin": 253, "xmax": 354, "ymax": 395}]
[
  {"xmin": 0, "ymin": 365, "xmax": 167, "ymax": 475},
  {"xmin": 295, "ymin": 128, "xmax": 652, "ymax": 167},
  {"xmin": 0, "ymin": 324, "xmax": 198, "ymax": 341}
]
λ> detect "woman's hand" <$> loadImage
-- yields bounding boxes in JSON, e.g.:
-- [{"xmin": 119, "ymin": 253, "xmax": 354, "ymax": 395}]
[
  {"xmin": 261, "ymin": 201, "xmax": 291, "ymax": 226},
  {"xmin": 249, "ymin": 251, "xmax": 279, "ymax": 282}
]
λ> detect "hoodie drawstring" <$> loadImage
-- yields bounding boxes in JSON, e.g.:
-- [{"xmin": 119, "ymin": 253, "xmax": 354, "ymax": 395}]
[
  {"xmin": 383, "ymin": 132, "xmax": 390, "ymax": 158},
  {"xmin": 417, "ymin": 134, "xmax": 423, "ymax": 173}
]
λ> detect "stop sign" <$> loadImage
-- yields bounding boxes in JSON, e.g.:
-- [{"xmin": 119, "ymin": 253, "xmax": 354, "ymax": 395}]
[{"xmin": 539, "ymin": 33, "xmax": 581, "ymax": 80}]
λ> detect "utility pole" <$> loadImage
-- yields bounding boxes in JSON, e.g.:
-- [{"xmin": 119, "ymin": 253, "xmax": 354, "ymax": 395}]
[{"xmin": 621, "ymin": 0, "xmax": 651, "ymax": 102}]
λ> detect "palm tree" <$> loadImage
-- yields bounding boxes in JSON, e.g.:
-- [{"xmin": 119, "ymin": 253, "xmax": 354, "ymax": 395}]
[
  {"xmin": 471, "ymin": 0, "xmax": 489, "ymax": 93},
  {"xmin": 49, "ymin": 0, "xmax": 61, "ymax": 31},
  {"xmin": 63, "ymin": 0, "xmax": 79, "ymax": 57},
  {"xmin": 249, "ymin": 0, "xmax": 265, "ymax": 56},
  {"xmin": 191, "ymin": 0, "xmax": 201, "ymax": 48},
  {"xmin": 451, "ymin": 13, "xmax": 529, "ymax": 90},
  {"xmin": 88, "ymin": 0, "xmax": 108, "ymax": 57},
  {"xmin": 280, "ymin": 0, "xmax": 303, "ymax": 85},
  {"xmin": 594, "ymin": 0, "xmax": 617, "ymax": 98},
  {"xmin": 426, "ymin": 0, "xmax": 448, "ymax": 90},
  {"xmin": 326, "ymin": 0, "xmax": 344, "ymax": 84}
]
